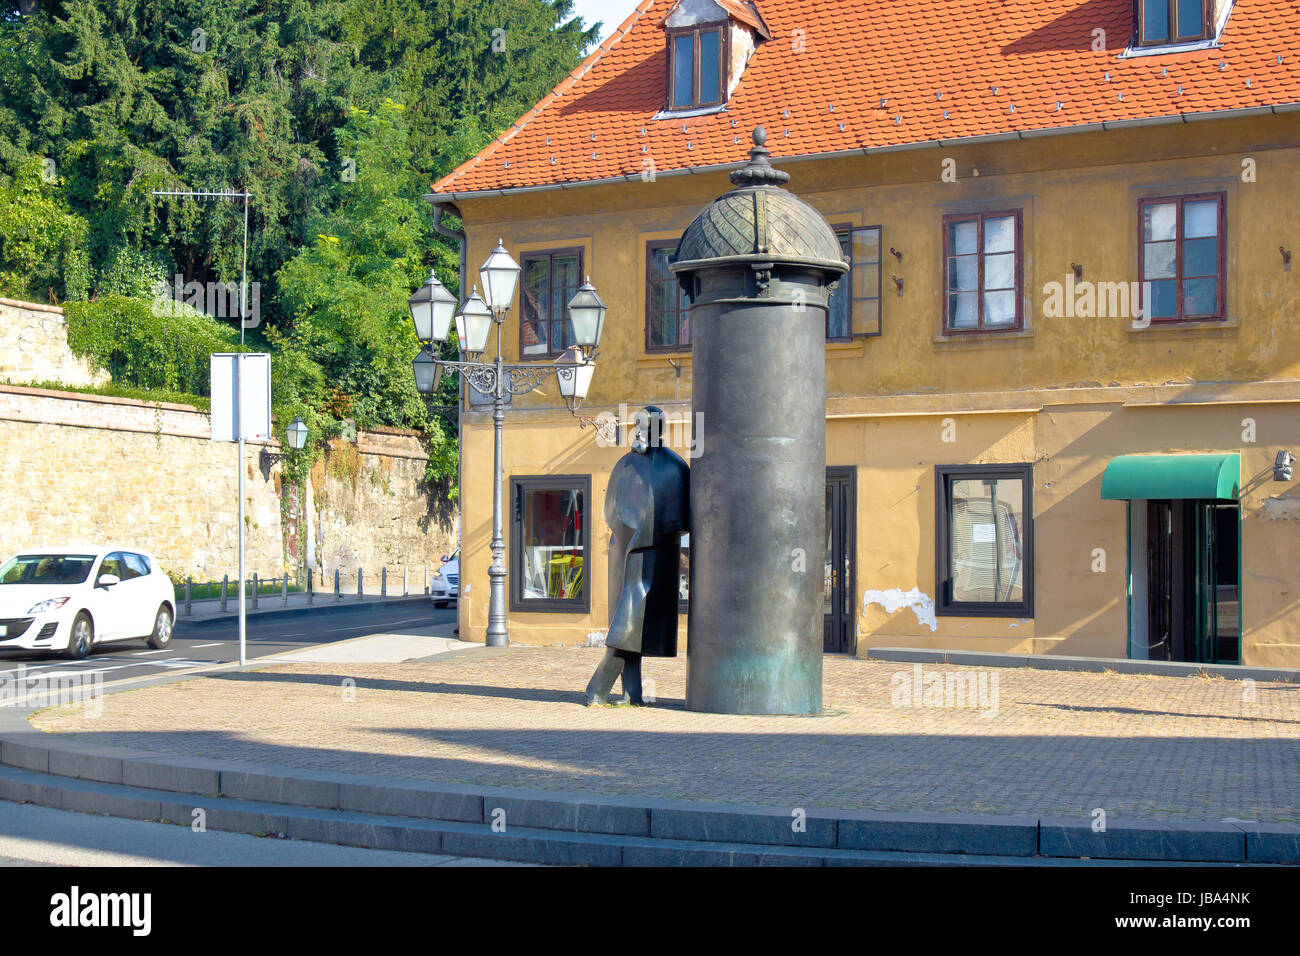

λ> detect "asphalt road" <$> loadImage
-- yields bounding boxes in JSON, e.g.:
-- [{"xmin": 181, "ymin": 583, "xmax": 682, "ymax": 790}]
[{"xmin": 0, "ymin": 601, "xmax": 457, "ymax": 697}]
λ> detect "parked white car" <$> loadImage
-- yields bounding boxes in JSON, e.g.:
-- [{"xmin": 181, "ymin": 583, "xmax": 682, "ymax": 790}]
[
  {"xmin": 0, "ymin": 547, "xmax": 177, "ymax": 659},
  {"xmin": 430, "ymin": 551, "xmax": 459, "ymax": 608}
]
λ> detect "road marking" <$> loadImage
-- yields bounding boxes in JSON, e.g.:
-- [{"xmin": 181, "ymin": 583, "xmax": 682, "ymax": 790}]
[
  {"xmin": 132, "ymin": 650, "xmax": 169, "ymax": 656},
  {"xmin": 190, "ymin": 642, "xmax": 222, "ymax": 649}
]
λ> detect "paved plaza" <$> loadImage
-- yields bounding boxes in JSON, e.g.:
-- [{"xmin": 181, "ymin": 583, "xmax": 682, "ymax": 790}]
[{"xmin": 30, "ymin": 647, "xmax": 1300, "ymax": 824}]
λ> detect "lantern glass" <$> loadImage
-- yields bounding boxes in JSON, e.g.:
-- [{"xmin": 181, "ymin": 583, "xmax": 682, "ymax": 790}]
[
  {"xmin": 409, "ymin": 270, "xmax": 457, "ymax": 344},
  {"xmin": 479, "ymin": 238, "xmax": 520, "ymax": 314},
  {"xmin": 456, "ymin": 288, "xmax": 493, "ymax": 356},
  {"xmin": 556, "ymin": 346, "xmax": 594, "ymax": 412},
  {"xmin": 567, "ymin": 276, "xmax": 607, "ymax": 356},
  {"xmin": 286, "ymin": 417, "xmax": 309, "ymax": 451},
  {"xmin": 412, "ymin": 348, "xmax": 441, "ymax": 394}
]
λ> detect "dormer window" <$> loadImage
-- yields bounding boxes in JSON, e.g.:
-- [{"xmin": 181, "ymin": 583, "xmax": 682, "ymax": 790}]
[
  {"xmin": 1139, "ymin": 0, "xmax": 1210, "ymax": 46},
  {"xmin": 661, "ymin": 0, "xmax": 769, "ymax": 115},
  {"xmin": 669, "ymin": 25, "xmax": 725, "ymax": 110}
]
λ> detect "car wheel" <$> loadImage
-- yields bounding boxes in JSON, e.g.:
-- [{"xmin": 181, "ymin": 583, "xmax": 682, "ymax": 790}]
[
  {"xmin": 65, "ymin": 613, "xmax": 93, "ymax": 660},
  {"xmin": 434, "ymin": 600, "xmax": 448, "ymax": 609},
  {"xmin": 146, "ymin": 605, "xmax": 173, "ymax": 649}
]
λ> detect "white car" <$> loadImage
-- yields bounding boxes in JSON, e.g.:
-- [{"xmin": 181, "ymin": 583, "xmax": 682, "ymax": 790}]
[
  {"xmin": 0, "ymin": 547, "xmax": 177, "ymax": 659},
  {"xmin": 430, "ymin": 551, "xmax": 459, "ymax": 609}
]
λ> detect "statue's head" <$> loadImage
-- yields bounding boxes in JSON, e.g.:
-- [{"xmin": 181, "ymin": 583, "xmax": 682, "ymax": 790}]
[{"xmin": 631, "ymin": 406, "xmax": 667, "ymax": 454}]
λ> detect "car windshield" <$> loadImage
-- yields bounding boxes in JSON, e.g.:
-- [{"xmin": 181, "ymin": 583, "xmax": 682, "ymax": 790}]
[{"xmin": 0, "ymin": 554, "xmax": 96, "ymax": 585}]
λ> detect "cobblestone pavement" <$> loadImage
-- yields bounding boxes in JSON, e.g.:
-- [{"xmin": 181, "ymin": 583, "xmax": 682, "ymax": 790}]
[{"xmin": 31, "ymin": 647, "xmax": 1300, "ymax": 823}]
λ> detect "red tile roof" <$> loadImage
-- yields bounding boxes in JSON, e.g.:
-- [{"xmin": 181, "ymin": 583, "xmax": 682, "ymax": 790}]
[{"xmin": 432, "ymin": 0, "xmax": 1300, "ymax": 197}]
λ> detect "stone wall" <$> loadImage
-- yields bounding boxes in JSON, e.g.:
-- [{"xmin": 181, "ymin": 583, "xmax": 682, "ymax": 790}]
[
  {"xmin": 0, "ymin": 298, "xmax": 108, "ymax": 388},
  {"xmin": 0, "ymin": 384, "xmax": 456, "ymax": 583}
]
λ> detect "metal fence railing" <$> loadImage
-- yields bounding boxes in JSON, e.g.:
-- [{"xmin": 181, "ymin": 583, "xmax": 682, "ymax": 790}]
[{"xmin": 178, "ymin": 566, "xmax": 438, "ymax": 617}]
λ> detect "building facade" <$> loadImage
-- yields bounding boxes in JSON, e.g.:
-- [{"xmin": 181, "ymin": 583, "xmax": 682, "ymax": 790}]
[{"xmin": 431, "ymin": 0, "xmax": 1300, "ymax": 667}]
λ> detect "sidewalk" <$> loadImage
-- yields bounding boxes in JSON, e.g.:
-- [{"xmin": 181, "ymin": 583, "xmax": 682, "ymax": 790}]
[
  {"xmin": 28, "ymin": 646, "xmax": 1300, "ymax": 826},
  {"xmin": 178, "ymin": 589, "xmax": 437, "ymax": 625}
]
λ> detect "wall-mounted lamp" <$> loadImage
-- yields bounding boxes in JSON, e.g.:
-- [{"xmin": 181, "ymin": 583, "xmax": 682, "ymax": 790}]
[
  {"xmin": 890, "ymin": 275, "xmax": 904, "ymax": 296},
  {"xmin": 1071, "ymin": 262, "xmax": 1084, "ymax": 281},
  {"xmin": 1274, "ymin": 450, "xmax": 1295, "ymax": 482},
  {"xmin": 889, "ymin": 247, "xmax": 903, "ymax": 262}
]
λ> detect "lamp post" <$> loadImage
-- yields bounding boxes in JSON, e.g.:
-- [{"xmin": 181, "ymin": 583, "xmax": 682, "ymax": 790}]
[{"xmin": 410, "ymin": 242, "xmax": 606, "ymax": 647}]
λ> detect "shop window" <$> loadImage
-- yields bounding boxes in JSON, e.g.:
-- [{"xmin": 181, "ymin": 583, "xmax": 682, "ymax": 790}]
[
  {"xmin": 1139, "ymin": 193, "xmax": 1225, "ymax": 322},
  {"xmin": 510, "ymin": 475, "xmax": 591, "ymax": 611},
  {"xmin": 936, "ymin": 464, "xmax": 1034, "ymax": 617},
  {"xmin": 520, "ymin": 248, "xmax": 583, "ymax": 358},
  {"xmin": 943, "ymin": 210, "xmax": 1023, "ymax": 333},
  {"xmin": 646, "ymin": 240, "xmax": 691, "ymax": 351},
  {"xmin": 828, "ymin": 225, "xmax": 883, "ymax": 339}
]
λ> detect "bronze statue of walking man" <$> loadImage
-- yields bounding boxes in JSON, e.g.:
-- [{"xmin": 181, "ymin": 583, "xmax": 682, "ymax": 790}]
[{"xmin": 586, "ymin": 406, "xmax": 690, "ymax": 705}]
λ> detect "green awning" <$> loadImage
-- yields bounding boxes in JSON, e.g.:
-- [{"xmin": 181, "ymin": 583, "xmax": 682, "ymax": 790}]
[{"xmin": 1101, "ymin": 453, "xmax": 1240, "ymax": 501}]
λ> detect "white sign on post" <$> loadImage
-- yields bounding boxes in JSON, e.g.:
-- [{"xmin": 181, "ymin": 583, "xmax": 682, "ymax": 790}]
[{"xmin": 210, "ymin": 353, "xmax": 271, "ymax": 442}]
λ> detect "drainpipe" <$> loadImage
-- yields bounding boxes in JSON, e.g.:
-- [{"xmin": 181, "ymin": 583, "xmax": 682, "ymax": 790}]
[{"xmin": 429, "ymin": 198, "xmax": 467, "ymax": 619}]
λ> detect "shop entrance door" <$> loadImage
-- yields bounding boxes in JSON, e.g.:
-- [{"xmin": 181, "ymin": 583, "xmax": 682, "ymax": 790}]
[
  {"xmin": 1145, "ymin": 500, "xmax": 1240, "ymax": 664},
  {"xmin": 824, "ymin": 468, "xmax": 856, "ymax": 654}
]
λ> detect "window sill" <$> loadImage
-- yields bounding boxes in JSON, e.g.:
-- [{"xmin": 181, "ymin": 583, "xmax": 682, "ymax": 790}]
[
  {"xmin": 932, "ymin": 328, "xmax": 1036, "ymax": 347},
  {"xmin": 652, "ymin": 105, "xmax": 728, "ymax": 120},
  {"xmin": 826, "ymin": 339, "xmax": 866, "ymax": 359},
  {"xmin": 1126, "ymin": 317, "xmax": 1239, "ymax": 336},
  {"xmin": 636, "ymin": 353, "xmax": 692, "ymax": 369}
]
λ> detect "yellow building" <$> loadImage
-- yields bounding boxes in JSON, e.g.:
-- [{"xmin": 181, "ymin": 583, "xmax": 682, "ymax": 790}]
[{"xmin": 430, "ymin": 0, "xmax": 1300, "ymax": 667}]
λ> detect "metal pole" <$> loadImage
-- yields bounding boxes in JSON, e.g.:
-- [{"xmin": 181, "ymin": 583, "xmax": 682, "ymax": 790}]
[
  {"xmin": 381, "ymin": 566, "xmax": 387, "ymax": 597},
  {"xmin": 486, "ymin": 322, "xmax": 509, "ymax": 647},
  {"xmin": 307, "ymin": 570, "xmax": 313, "ymax": 605},
  {"xmin": 403, "ymin": 566, "xmax": 408, "ymax": 597},
  {"xmin": 281, "ymin": 573, "xmax": 288, "ymax": 606},
  {"xmin": 335, "ymin": 568, "xmax": 340, "ymax": 600},
  {"xmin": 251, "ymin": 571, "xmax": 259, "ymax": 610},
  {"xmin": 221, "ymin": 574, "xmax": 228, "ymax": 612},
  {"xmin": 237, "ymin": 355, "xmax": 246, "ymax": 667},
  {"xmin": 358, "ymin": 567, "xmax": 364, "ymax": 600},
  {"xmin": 185, "ymin": 577, "xmax": 192, "ymax": 617}
]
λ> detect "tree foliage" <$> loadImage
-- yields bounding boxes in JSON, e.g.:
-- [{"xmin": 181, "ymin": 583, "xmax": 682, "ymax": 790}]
[{"xmin": 0, "ymin": 0, "xmax": 599, "ymax": 495}]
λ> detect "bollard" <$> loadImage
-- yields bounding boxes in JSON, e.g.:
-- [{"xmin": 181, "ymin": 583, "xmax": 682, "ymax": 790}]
[
  {"xmin": 221, "ymin": 575, "xmax": 228, "ymax": 613},
  {"xmin": 381, "ymin": 566, "xmax": 387, "ymax": 597},
  {"xmin": 403, "ymin": 566, "xmax": 408, "ymax": 597},
  {"xmin": 252, "ymin": 572, "xmax": 259, "ymax": 610},
  {"xmin": 335, "ymin": 568, "xmax": 341, "ymax": 601},
  {"xmin": 358, "ymin": 567, "xmax": 364, "ymax": 600},
  {"xmin": 185, "ymin": 577, "xmax": 192, "ymax": 617},
  {"xmin": 424, "ymin": 565, "xmax": 428, "ymax": 595},
  {"xmin": 307, "ymin": 569, "xmax": 313, "ymax": 605},
  {"xmin": 282, "ymin": 573, "xmax": 288, "ymax": 606}
]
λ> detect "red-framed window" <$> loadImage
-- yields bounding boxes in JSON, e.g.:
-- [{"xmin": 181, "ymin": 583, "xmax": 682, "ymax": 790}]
[
  {"xmin": 520, "ymin": 247, "xmax": 583, "ymax": 358},
  {"xmin": 667, "ymin": 24, "xmax": 726, "ymax": 111},
  {"xmin": 943, "ymin": 210, "xmax": 1023, "ymax": 333},
  {"xmin": 1139, "ymin": 192, "xmax": 1225, "ymax": 322},
  {"xmin": 645, "ymin": 240, "xmax": 691, "ymax": 352},
  {"xmin": 1138, "ymin": 0, "xmax": 1209, "ymax": 46}
]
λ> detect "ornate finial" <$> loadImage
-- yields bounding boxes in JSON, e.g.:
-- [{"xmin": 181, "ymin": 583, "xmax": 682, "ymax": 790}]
[{"xmin": 729, "ymin": 125, "xmax": 790, "ymax": 188}]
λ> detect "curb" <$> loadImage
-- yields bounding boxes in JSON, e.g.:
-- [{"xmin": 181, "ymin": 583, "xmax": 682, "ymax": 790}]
[
  {"xmin": 182, "ymin": 595, "xmax": 435, "ymax": 628},
  {"xmin": 867, "ymin": 647, "xmax": 1300, "ymax": 684},
  {"xmin": 0, "ymin": 710, "xmax": 1293, "ymax": 865}
]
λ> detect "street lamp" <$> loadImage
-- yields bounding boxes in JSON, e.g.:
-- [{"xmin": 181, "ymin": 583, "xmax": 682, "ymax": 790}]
[
  {"xmin": 567, "ymin": 276, "xmax": 607, "ymax": 361},
  {"xmin": 261, "ymin": 416, "xmax": 309, "ymax": 467},
  {"xmin": 410, "ymin": 248, "xmax": 607, "ymax": 647},
  {"xmin": 408, "ymin": 269, "xmax": 458, "ymax": 344}
]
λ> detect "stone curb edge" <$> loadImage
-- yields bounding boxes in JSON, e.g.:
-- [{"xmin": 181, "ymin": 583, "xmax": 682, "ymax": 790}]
[
  {"xmin": 182, "ymin": 595, "xmax": 434, "ymax": 628},
  {"xmin": 0, "ymin": 720, "xmax": 1294, "ymax": 864},
  {"xmin": 868, "ymin": 647, "xmax": 1300, "ymax": 684}
]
